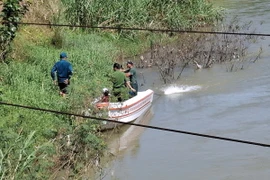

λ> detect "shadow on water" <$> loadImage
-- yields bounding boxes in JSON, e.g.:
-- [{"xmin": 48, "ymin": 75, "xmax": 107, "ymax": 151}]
[{"xmin": 105, "ymin": 107, "xmax": 154, "ymax": 156}]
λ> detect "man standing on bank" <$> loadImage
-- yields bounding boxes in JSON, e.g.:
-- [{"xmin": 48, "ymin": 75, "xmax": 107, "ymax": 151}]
[
  {"xmin": 51, "ymin": 52, "xmax": 73, "ymax": 97},
  {"xmin": 125, "ymin": 61, "xmax": 138, "ymax": 97}
]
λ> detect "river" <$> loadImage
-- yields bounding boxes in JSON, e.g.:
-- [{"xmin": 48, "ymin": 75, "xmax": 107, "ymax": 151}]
[{"xmin": 100, "ymin": 1, "xmax": 270, "ymax": 180}]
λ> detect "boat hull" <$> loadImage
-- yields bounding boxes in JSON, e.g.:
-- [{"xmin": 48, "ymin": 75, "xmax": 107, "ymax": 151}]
[{"xmin": 97, "ymin": 89, "xmax": 154, "ymax": 130}]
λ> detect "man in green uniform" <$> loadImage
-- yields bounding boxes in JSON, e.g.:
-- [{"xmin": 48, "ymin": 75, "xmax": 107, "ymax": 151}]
[
  {"xmin": 111, "ymin": 63, "xmax": 134, "ymax": 102},
  {"xmin": 125, "ymin": 61, "xmax": 138, "ymax": 97}
]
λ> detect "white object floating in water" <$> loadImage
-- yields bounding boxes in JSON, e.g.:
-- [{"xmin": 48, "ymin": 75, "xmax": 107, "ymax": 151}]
[{"xmin": 163, "ymin": 85, "xmax": 201, "ymax": 95}]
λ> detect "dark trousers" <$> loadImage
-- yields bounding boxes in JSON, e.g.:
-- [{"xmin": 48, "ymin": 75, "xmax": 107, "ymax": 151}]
[
  {"xmin": 58, "ymin": 83, "xmax": 68, "ymax": 94},
  {"xmin": 129, "ymin": 83, "xmax": 138, "ymax": 97}
]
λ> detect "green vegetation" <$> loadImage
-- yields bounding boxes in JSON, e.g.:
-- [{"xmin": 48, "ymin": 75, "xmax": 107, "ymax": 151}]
[
  {"xmin": 0, "ymin": 0, "xmax": 29, "ymax": 62},
  {"xmin": 63, "ymin": 0, "xmax": 222, "ymax": 29},
  {"xmin": 0, "ymin": 0, "xmax": 222, "ymax": 178},
  {"xmin": 0, "ymin": 131, "xmax": 54, "ymax": 179}
]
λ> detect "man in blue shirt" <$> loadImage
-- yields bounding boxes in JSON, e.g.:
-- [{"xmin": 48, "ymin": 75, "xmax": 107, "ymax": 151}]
[{"xmin": 51, "ymin": 52, "xmax": 73, "ymax": 97}]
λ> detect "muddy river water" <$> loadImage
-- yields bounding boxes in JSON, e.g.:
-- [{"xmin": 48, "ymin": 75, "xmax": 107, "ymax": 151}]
[{"xmin": 100, "ymin": 1, "xmax": 270, "ymax": 180}]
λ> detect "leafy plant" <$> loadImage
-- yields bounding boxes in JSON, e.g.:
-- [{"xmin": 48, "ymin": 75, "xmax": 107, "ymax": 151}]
[
  {"xmin": 0, "ymin": 130, "xmax": 54, "ymax": 179},
  {"xmin": 0, "ymin": 0, "xmax": 30, "ymax": 62}
]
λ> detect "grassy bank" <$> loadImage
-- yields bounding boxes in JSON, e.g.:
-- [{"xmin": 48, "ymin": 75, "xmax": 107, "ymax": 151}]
[{"xmin": 0, "ymin": 0, "xmax": 222, "ymax": 178}]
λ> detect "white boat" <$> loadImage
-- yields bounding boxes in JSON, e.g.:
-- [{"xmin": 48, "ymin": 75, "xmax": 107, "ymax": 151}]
[{"xmin": 95, "ymin": 89, "xmax": 154, "ymax": 130}]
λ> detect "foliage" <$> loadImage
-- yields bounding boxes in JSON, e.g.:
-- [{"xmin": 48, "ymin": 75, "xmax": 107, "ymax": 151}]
[
  {"xmin": 0, "ymin": 0, "xmax": 30, "ymax": 62},
  {"xmin": 48, "ymin": 120, "xmax": 106, "ymax": 179},
  {"xmin": 63, "ymin": 0, "xmax": 223, "ymax": 32},
  {"xmin": 0, "ymin": 131, "xmax": 54, "ymax": 179},
  {"xmin": 23, "ymin": 0, "xmax": 63, "ymax": 23}
]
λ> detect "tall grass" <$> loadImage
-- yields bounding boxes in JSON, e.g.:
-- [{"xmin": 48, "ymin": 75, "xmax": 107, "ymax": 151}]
[
  {"xmin": 63, "ymin": 0, "xmax": 223, "ymax": 30},
  {"xmin": 0, "ymin": 131, "xmax": 54, "ymax": 179}
]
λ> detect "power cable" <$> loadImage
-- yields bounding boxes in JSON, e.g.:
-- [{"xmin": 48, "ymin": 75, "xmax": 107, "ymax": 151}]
[
  {"xmin": 0, "ymin": 101, "xmax": 270, "ymax": 148},
  {"xmin": 2, "ymin": 21, "xmax": 270, "ymax": 37}
]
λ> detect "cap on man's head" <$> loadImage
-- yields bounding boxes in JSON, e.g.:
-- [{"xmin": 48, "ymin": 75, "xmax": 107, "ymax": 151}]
[
  {"xmin": 103, "ymin": 88, "xmax": 109, "ymax": 93},
  {"xmin": 127, "ymin": 61, "xmax": 133, "ymax": 65},
  {"xmin": 60, "ymin": 52, "xmax": 68, "ymax": 58}
]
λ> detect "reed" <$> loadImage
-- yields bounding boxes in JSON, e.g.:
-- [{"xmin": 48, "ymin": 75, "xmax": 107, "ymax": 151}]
[{"xmin": 63, "ymin": 0, "xmax": 223, "ymax": 30}]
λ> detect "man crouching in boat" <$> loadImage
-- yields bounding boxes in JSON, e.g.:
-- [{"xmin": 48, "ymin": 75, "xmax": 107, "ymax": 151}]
[
  {"xmin": 111, "ymin": 63, "xmax": 135, "ymax": 102},
  {"xmin": 101, "ymin": 88, "xmax": 110, "ymax": 102}
]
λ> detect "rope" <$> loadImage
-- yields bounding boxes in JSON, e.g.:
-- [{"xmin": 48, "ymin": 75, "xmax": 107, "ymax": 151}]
[{"xmin": 2, "ymin": 21, "xmax": 270, "ymax": 37}]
